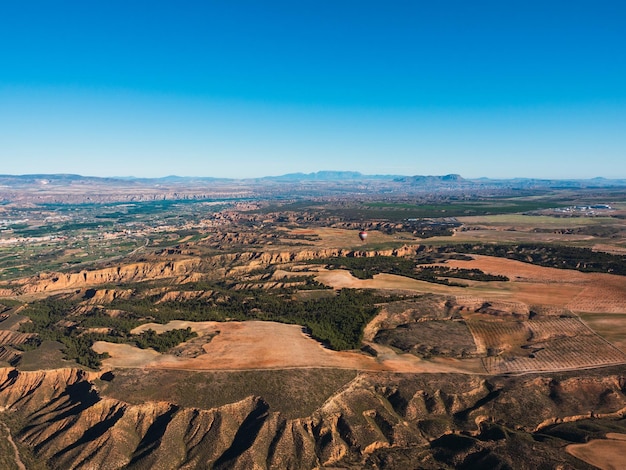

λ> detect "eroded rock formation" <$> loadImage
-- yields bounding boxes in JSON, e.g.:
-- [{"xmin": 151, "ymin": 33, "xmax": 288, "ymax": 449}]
[
  {"xmin": 1, "ymin": 246, "xmax": 422, "ymax": 295},
  {"xmin": 1, "ymin": 367, "xmax": 625, "ymax": 469}
]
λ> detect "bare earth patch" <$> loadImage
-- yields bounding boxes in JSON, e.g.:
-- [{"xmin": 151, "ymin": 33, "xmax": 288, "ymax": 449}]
[
  {"xmin": 315, "ymin": 259, "xmax": 626, "ymax": 374},
  {"xmin": 437, "ymin": 255, "xmax": 626, "ymax": 313},
  {"xmin": 92, "ymin": 342, "xmax": 164, "ymax": 367},
  {"xmin": 94, "ymin": 320, "xmax": 479, "ymax": 374},
  {"xmin": 567, "ymin": 433, "xmax": 626, "ymax": 470},
  {"xmin": 315, "ymin": 264, "xmax": 583, "ymax": 308},
  {"xmin": 93, "ymin": 256, "xmax": 626, "ymax": 376},
  {"xmin": 315, "ymin": 269, "xmax": 472, "ymax": 295}
]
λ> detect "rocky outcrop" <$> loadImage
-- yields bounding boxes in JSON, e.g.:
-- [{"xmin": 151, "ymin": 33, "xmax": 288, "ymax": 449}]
[
  {"xmin": 83, "ymin": 288, "xmax": 135, "ymax": 304},
  {"xmin": 156, "ymin": 290, "xmax": 214, "ymax": 304},
  {"xmin": 6, "ymin": 259, "xmax": 201, "ymax": 294},
  {"xmin": 222, "ymin": 245, "xmax": 421, "ymax": 276},
  {"xmin": 1, "ymin": 367, "xmax": 626, "ymax": 469},
  {"xmin": 1, "ymin": 246, "xmax": 422, "ymax": 296}
]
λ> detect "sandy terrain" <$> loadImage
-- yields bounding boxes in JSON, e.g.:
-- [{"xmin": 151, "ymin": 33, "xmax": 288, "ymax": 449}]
[
  {"xmin": 314, "ymin": 264, "xmax": 585, "ymax": 309},
  {"xmin": 314, "ymin": 258, "xmax": 626, "ymax": 372},
  {"xmin": 308, "ymin": 227, "xmax": 374, "ymax": 246},
  {"xmin": 92, "ymin": 342, "xmax": 164, "ymax": 367},
  {"xmin": 315, "ymin": 256, "xmax": 626, "ymax": 317},
  {"xmin": 444, "ymin": 255, "xmax": 589, "ymax": 283},
  {"xmin": 315, "ymin": 269, "xmax": 475, "ymax": 295},
  {"xmin": 95, "ymin": 320, "xmax": 480, "ymax": 373},
  {"xmin": 567, "ymin": 433, "xmax": 626, "ymax": 470},
  {"xmin": 94, "ymin": 255, "xmax": 626, "ymax": 375},
  {"xmin": 432, "ymin": 255, "xmax": 626, "ymax": 313}
]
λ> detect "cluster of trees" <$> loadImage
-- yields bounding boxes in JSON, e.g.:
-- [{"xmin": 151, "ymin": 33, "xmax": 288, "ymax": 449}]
[
  {"xmin": 409, "ymin": 225, "xmax": 457, "ymax": 238},
  {"xmin": 80, "ymin": 309, "xmax": 142, "ymax": 332},
  {"xmin": 57, "ymin": 334, "xmax": 107, "ymax": 369},
  {"xmin": 18, "ymin": 298, "xmax": 199, "ymax": 368},
  {"xmin": 321, "ymin": 199, "xmax": 567, "ymax": 222},
  {"xmin": 18, "ymin": 298, "xmax": 76, "ymax": 332},
  {"xmin": 156, "ymin": 288, "xmax": 384, "ymax": 350},
  {"xmin": 312, "ymin": 256, "xmax": 507, "ymax": 285},
  {"xmin": 445, "ymin": 244, "xmax": 626, "ymax": 275},
  {"xmin": 134, "ymin": 327, "xmax": 197, "ymax": 353},
  {"xmin": 259, "ymin": 288, "xmax": 384, "ymax": 350},
  {"xmin": 110, "ymin": 286, "xmax": 387, "ymax": 350},
  {"xmin": 111, "ymin": 296, "xmax": 231, "ymax": 323},
  {"xmin": 311, "ymin": 256, "xmax": 417, "ymax": 280},
  {"xmin": 16, "ymin": 284, "xmax": 390, "ymax": 369},
  {"xmin": 418, "ymin": 266, "xmax": 509, "ymax": 282}
]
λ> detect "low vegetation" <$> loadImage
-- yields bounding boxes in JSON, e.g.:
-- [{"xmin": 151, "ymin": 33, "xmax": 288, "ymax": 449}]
[
  {"xmin": 17, "ymin": 298, "xmax": 198, "ymax": 368},
  {"xmin": 313, "ymin": 256, "xmax": 508, "ymax": 284},
  {"xmin": 113, "ymin": 287, "xmax": 386, "ymax": 350},
  {"xmin": 443, "ymin": 243, "xmax": 626, "ymax": 275},
  {"xmin": 13, "ymin": 286, "xmax": 390, "ymax": 367},
  {"xmin": 134, "ymin": 327, "xmax": 197, "ymax": 353},
  {"xmin": 98, "ymin": 368, "xmax": 358, "ymax": 419},
  {"xmin": 268, "ymin": 197, "xmax": 571, "ymax": 222}
]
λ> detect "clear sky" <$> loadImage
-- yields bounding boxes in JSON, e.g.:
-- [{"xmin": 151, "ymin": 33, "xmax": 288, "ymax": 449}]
[{"xmin": 1, "ymin": 1, "xmax": 625, "ymax": 179}]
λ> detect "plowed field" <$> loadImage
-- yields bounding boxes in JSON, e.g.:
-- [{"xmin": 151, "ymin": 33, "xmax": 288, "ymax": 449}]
[{"xmin": 95, "ymin": 321, "xmax": 479, "ymax": 373}]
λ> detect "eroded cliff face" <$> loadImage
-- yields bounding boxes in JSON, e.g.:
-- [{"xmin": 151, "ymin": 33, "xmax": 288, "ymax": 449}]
[
  {"xmin": 2, "ymin": 245, "xmax": 422, "ymax": 295},
  {"xmin": 83, "ymin": 289, "xmax": 135, "ymax": 304},
  {"xmin": 1, "ymin": 367, "xmax": 626, "ymax": 469},
  {"xmin": 7, "ymin": 259, "xmax": 202, "ymax": 295},
  {"xmin": 203, "ymin": 245, "xmax": 420, "ymax": 277}
]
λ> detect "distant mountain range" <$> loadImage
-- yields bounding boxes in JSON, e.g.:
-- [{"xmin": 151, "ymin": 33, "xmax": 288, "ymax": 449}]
[{"xmin": 1, "ymin": 171, "xmax": 626, "ymax": 188}]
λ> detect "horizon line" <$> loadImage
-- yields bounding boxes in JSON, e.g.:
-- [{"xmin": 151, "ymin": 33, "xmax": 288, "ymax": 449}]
[{"xmin": 0, "ymin": 172, "xmax": 623, "ymax": 182}]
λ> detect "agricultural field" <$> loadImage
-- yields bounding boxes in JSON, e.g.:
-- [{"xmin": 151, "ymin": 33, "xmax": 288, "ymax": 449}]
[
  {"xmin": 578, "ymin": 313, "xmax": 626, "ymax": 353},
  {"xmin": 1, "ymin": 179, "xmax": 626, "ymax": 468},
  {"xmin": 0, "ymin": 185, "xmax": 625, "ymax": 378},
  {"xmin": 467, "ymin": 317, "xmax": 626, "ymax": 374}
]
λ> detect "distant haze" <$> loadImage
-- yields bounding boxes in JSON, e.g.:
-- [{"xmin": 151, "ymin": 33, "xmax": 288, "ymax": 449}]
[{"xmin": 2, "ymin": 172, "xmax": 626, "ymax": 189}]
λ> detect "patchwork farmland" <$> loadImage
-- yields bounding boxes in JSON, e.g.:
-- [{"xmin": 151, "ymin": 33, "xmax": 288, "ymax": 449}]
[{"xmin": 467, "ymin": 317, "xmax": 626, "ymax": 374}]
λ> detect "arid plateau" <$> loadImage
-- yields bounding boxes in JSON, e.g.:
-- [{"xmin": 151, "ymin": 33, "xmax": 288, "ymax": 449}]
[{"xmin": 1, "ymin": 174, "xmax": 626, "ymax": 469}]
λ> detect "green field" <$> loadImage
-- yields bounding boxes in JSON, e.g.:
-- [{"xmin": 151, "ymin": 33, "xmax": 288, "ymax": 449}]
[{"xmin": 458, "ymin": 214, "xmax": 618, "ymax": 227}]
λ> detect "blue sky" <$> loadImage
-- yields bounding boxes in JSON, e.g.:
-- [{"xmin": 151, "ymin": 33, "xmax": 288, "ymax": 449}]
[{"xmin": 1, "ymin": 1, "xmax": 625, "ymax": 178}]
